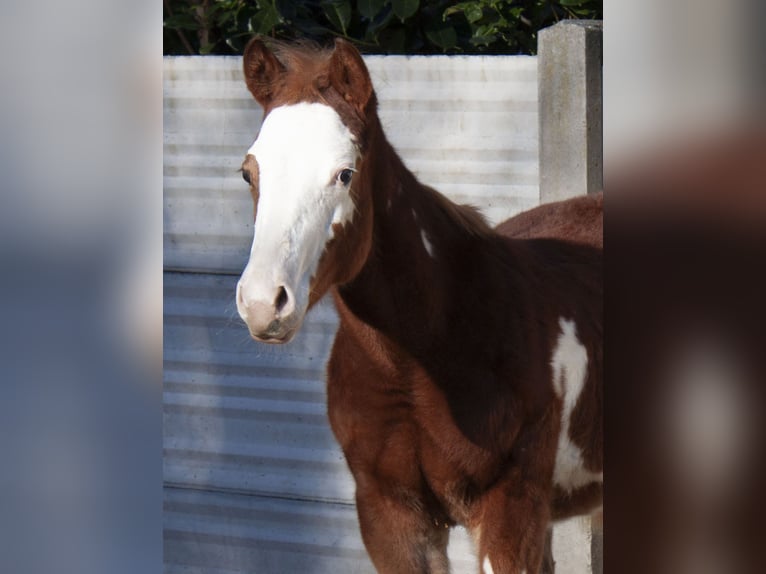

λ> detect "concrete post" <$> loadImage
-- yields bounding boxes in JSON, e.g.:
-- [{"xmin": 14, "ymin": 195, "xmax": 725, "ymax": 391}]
[
  {"xmin": 591, "ymin": 522, "xmax": 603, "ymax": 574},
  {"xmin": 538, "ymin": 20, "xmax": 603, "ymax": 202},
  {"xmin": 538, "ymin": 21, "xmax": 603, "ymax": 573}
]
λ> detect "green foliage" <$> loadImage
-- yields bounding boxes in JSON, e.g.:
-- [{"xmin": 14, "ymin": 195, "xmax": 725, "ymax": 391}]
[
  {"xmin": 163, "ymin": 0, "xmax": 601, "ymax": 55},
  {"xmin": 392, "ymin": 0, "xmax": 420, "ymax": 21},
  {"xmin": 323, "ymin": 0, "xmax": 352, "ymax": 35}
]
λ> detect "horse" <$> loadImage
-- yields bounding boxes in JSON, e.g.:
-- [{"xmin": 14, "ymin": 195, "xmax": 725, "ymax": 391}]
[{"xmin": 234, "ymin": 37, "xmax": 603, "ymax": 574}]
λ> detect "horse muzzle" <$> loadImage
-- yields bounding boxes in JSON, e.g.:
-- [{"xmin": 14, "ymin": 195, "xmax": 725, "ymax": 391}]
[{"xmin": 236, "ymin": 280, "xmax": 301, "ymax": 344}]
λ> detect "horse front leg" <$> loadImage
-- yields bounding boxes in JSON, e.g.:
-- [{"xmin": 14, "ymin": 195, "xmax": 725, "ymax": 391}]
[
  {"xmin": 354, "ymin": 473, "xmax": 450, "ymax": 574},
  {"xmin": 469, "ymin": 408, "xmax": 561, "ymax": 574},
  {"xmin": 540, "ymin": 528, "xmax": 555, "ymax": 574},
  {"xmin": 475, "ymin": 479, "xmax": 551, "ymax": 574}
]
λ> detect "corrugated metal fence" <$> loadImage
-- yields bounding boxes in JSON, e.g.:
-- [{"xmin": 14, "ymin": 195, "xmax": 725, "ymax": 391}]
[{"xmin": 164, "ymin": 54, "xmax": 539, "ymax": 573}]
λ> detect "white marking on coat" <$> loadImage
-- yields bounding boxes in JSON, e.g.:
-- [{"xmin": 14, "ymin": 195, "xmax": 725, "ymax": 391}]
[
  {"xmin": 483, "ymin": 555, "xmax": 495, "ymax": 574},
  {"xmin": 420, "ymin": 229, "xmax": 435, "ymax": 258},
  {"xmin": 551, "ymin": 317, "xmax": 603, "ymax": 490},
  {"xmin": 238, "ymin": 103, "xmax": 359, "ymax": 325}
]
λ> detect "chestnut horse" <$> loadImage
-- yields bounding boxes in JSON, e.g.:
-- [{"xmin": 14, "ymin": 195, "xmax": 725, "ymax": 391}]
[{"xmin": 235, "ymin": 37, "xmax": 602, "ymax": 574}]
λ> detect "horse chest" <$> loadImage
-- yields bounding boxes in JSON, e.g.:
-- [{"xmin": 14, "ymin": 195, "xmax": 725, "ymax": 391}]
[{"xmin": 328, "ymin": 358, "xmax": 505, "ymax": 492}]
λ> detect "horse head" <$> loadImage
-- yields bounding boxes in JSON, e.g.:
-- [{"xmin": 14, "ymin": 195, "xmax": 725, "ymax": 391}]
[{"xmin": 236, "ymin": 38, "xmax": 376, "ymax": 342}]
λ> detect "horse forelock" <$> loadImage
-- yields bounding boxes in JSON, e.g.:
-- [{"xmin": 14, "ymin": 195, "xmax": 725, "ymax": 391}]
[{"xmin": 261, "ymin": 40, "xmax": 375, "ymax": 149}]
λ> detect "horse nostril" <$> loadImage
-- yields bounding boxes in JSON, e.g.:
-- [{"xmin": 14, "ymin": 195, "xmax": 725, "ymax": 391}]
[{"xmin": 274, "ymin": 286, "xmax": 289, "ymax": 314}]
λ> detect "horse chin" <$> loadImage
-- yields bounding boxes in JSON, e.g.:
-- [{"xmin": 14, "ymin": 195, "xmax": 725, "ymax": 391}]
[
  {"xmin": 247, "ymin": 312, "xmax": 304, "ymax": 344},
  {"xmin": 249, "ymin": 329, "xmax": 297, "ymax": 345}
]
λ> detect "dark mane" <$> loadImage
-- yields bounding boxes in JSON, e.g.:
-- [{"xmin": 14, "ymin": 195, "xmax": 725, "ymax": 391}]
[
  {"xmin": 423, "ymin": 184, "xmax": 494, "ymax": 239},
  {"xmin": 257, "ymin": 38, "xmax": 373, "ymax": 145},
  {"xmin": 255, "ymin": 39, "xmax": 332, "ymax": 106}
]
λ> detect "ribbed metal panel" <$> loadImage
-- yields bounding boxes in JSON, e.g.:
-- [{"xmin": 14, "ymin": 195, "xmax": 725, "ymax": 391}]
[
  {"xmin": 370, "ymin": 55, "xmax": 539, "ymax": 227},
  {"xmin": 164, "ymin": 54, "xmax": 540, "ymax": 573},
  {"xmin": 164, "ymin": 272, "xmax": 348, "ymax": 503},
  {"xmin": 165, "ymin": 488, "xmax": 477, "ymax": 574},
  {"xmin": 164, "ymin": 56, "xmax": 258, "ymax": 274},
  {"xmin": 164, "ymin": 272, "xmax": 477, "ymax": 572},
  {"xmin": 163, "ymin": 55, "xmax": 538, "ymax": 273}
]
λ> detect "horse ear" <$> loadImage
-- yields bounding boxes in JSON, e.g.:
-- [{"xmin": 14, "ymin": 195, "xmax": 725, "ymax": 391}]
[
  {"xmin": 329, "ymin": 38, "xmax": 373, "ymax": 113},
  {"xmin": 243, "ymin": 37, "xmax": 285, "ymax": 107}
]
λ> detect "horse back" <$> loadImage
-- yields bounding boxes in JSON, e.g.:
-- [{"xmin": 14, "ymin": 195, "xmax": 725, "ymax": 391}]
[{"xmin": 496, "ymin": 192, "xmax": 603, "ymax": 248}]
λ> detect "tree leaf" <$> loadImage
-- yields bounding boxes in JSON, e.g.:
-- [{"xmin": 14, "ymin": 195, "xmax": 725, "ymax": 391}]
[
  {"xmin": 392, "ymin": 0, "xmax": 419, "ymax": 22},
  {"xmin": 163, "ymin": 13, "xmax": 202, "ymax": 31},
  {"xmin": 444, "ymin": 2, "xmax": 474, "ymax": 19},
  {"xmin": 464, "ymin": 4, "xmax": 483, "ymax": 23},
  {"xmin": 470, "ymin": 32, "xmax": 497, "ymax": 47},
  {"xmin": 250, "ymin": 4, "xmax": 282, "ymax": 35},
  {"xmin": 275, "ymin": 0, "xmax": 297, "ymax": 21},
  {"xmin": 425, "ymin": 20, "xmax": 457, "ymax": 51},
  {"xmin": 357, "ymin": 0, "xmax": 385, "ymax": 20},
  {"xmin": 378, "ymin": 26, "xmax": 406, "ymax": 53},
  {"xmin": 364, "ymin": 5, "xmax": 395, "ymax": 43},
  {"xmin": 322, "ymin": 0, "xmax": 352, "ymax": 35}
]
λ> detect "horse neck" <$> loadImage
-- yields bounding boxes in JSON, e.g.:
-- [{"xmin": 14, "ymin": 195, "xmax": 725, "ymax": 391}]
[{"xmin": 335, "ymin": 116, "xmax": 516, "ymax": 356}]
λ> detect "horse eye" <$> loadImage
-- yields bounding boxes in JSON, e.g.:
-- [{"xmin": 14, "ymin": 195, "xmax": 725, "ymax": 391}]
[
  {"xmin": 337, "ymin": 168, "xmax": 354, "ymax": 186},
  {"xmin": 242, "ymin": 170, "xmax": 251, "ymax": 185}
]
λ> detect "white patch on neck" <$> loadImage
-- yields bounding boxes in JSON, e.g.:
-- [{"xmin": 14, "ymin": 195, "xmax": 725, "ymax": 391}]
[
  {"xmin": 482, "ymin": 556, "xmax": 495, "ymax": 574},
  {"xmin": 420, "ymin": 229, "xmax": 435, "ymax": 258},
  {"xmin": 551, "ymin": 317, "xmax": 603, "ymax": 490}
]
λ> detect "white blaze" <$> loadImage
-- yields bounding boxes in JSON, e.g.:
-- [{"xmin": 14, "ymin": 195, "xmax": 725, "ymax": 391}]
[{"xmin": 239, "ymin": 102, "xmax": 359, "ymax": 317}]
